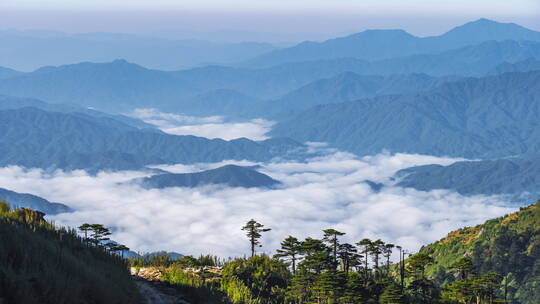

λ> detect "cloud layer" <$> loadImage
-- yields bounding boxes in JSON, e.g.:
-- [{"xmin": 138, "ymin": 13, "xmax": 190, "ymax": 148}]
[
  {"xmin": 128, "ymin": 108, "xmax": 274, "ymax": 141},
  {"xmin": 0, "ymin": 151, "xmax": 515, "ymax": 258}
]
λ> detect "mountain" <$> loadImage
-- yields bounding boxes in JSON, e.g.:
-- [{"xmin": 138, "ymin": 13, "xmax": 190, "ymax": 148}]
[
  {"xmin": 138, "ymin": 165, "xmax": 280, "ymax": 189},
  {"xmin": 395, "ymin": 158, "xmax": 540, "ymax": 199},
  {"xmin": 0, "ymin": 204, "xmax": 139, "ymax": 303},
  {"xmin": 489, "ymin": 58, "xmax": 540, "ymax": 75},
  {"xmin": 420, "ymin": 201, "xmax": 540, "ymax": 304},
  {"xmin": 1, "ymin": 39, "xmax": 538, "ymax": 114},
  {"xmin": 0, "ymin": 30, "xmax": 277, "ymax": 71},
  {"xmin": 0, "ymin": 107, "xmax": 304, "ymax": 171},
  {"xmin": 262, "ymin": 73, "xmax": 459, "ymax": 117},
  {"xmin": 0, "ymin": 60, "xmax": 194, "ymax": 112},
  {"xmin": 271, "ymin": 70, "xmax": 540, "ymax": 159},
  {"xmin": 0, "ymin": 188, "xmax": 71, "ymax": 214},
  {"xmin": 0, "ymin": 95, "xmax": 156, "ymax": 130},
  {"xmin": 247, "ymin": 19, "xmax": 540, "ymax": 67},
  {"xmin": 0, "ymin": 66, "xmax": 23, "ymax": 80},
  {"xmin": 164, "ymin": 89, "xmax": 263, "ymax": 118}
]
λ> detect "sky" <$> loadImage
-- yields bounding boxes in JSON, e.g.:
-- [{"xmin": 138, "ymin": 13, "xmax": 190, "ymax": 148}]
[{"xmin": 1, "ymin": 0, "xmax": 539, "ymax": 41}]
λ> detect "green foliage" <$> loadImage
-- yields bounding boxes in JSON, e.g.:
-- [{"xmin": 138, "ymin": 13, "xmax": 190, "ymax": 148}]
[
  {"xmin": 221, "ymin": 255, "xmax": 290, "ymax": 304},
  {"xmin": 421, "ymin": 201, "xmax": 540, "ymax": 304},
  {"xmin": 241, "ymin": 219, "xmax": 271, "ymax": 257},
  {"xmin": 0, "ymin": 202, "xmax": 140, "ymax": 304},
  {"xmin": 161, "ymin": 266, "xmax": 227, "ymax": 304}
]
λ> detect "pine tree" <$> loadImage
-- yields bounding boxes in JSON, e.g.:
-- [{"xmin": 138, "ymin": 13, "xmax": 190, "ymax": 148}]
[
  {"xmin": 323, "ymin": 229, "xmax": 346, "ymax": 270},
  {"xmin": 241, "ymin": 219, "xmax": 271, "ymax": 257},
  {"xmin": 379, "ymin": 282, "xmax": 405, "ymax": 304},
  {"xmin": 275, "ymin": 235, "xmax": 301, "ymax": 274}
]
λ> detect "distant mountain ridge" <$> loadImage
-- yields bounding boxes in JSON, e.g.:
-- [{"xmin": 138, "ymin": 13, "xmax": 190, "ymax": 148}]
[
  {"xmin": 0, "ymin": 67, "xmax": 22, "ymax": 80},
  {"xmin": 395, "ymin": 158, "xmax": 540, "ymax": 199},
  {"xmin": 0, "ymin": 30, "xmax": 277, "ymax": 71},
  {"xmin": 0, "ymin": 188, "xmax": 71, "ymax": 215},
  {"xmin": 271, "ymin": 70, "xmax": 540, "ymax": 159},
  {"xmin": 138, "ymin": 165, "xmax": 280, "ymax": 189},
  {"xmin": 0, "ymin": 106, "xmax": 304, "ymax": 172},
  {"xmin": 489, "ymin": 58, "xmax": 540, "ymax": 75},
  {"xmin": 260, "ymin": 73, "xmax": 460, "ymax": 117},
  {"xmin": 247, "ymin": 19, "xmax": 540, "ymax": 67},
  {"xmin": 1, "ymin": 39, "xmax": 539, "ymax": 114}
]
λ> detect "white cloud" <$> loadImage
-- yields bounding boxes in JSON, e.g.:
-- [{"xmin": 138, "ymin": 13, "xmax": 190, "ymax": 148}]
[
  {"xmin": 0, "ymin": 152, "xmax": 514, "ymax": 258},
  {"xmin": 127, "ymin": 108, "xmax": 274, "ymax": 141}
]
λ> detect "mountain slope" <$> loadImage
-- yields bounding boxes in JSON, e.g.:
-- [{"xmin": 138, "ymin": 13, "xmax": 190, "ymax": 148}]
[
  {"xmin": 0, "ymin": 204, "xmax": 140, "ymax": 303},
  {"xmin": 0, "ymin": 66, "xmax": 23, "ymax": 80},
  {"xmin": 396, "ymin": 158, "xmax": 540, "ymax": 199},
  {"xmin": 138, "ymin": 165, "xmax": 280, "ymax": 189},
  {"xmin": 489, "ymin": 58, "xmax": 540, "ymax": 75},
  {"xmin": 271, "ymin": 70, "xmax": 540, "ymax": 158},
  {"xmin": 0, "ymin": 60, "xmax": 193, "ymax": 112},
  {"xmin": 247, "ymin": 19, "xmax": 540, "ymax": 67},
  {"xmin": 0, "ymin": 107, "xmax": 304, "ymax": 171},
  {"xmin": 262, "ymin": 73, "xmax": 458, "ymax": 117},
  {"xmin": 0, "ymin": 95, "xmax": 156, "ymax": 130},
  {"xmin": 0, "ymin": 188, "xmax": 71, "ymax": 214},
  {"xmin": 420, "ymin": 201, "xmax": 540, "ymax": 304}
]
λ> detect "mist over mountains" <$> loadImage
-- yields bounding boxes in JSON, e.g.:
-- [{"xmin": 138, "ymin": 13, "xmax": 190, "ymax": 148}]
[
  {"xmin": 2, "ymin": 18, "xmax": 540, "ymax": 262},
  {"xmin": 245, "ymin": 19, "xmax": 540, "ymax": 67},
  {"xmin": 271, "ymin": 70, "xmax": 540, "ymax": 158}
]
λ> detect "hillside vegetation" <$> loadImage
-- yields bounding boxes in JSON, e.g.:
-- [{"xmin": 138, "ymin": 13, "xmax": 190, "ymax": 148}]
[
  {"xmin": 421, "ymin": 201, "xmax": 540, "ymax": 304},
  {"xmin": 0, "ymin": 202, "xmax": 140, "ymax": 304}
]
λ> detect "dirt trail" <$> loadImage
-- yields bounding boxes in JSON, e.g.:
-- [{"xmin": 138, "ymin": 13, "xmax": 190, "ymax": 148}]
[{"xmin": 134, "ymin": 276, "xmax": 190, "ymax": 304}]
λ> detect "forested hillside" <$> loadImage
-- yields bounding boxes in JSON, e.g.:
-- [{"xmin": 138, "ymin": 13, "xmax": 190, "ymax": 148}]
[
  {"xmin": 0, "ymin": 107, "xmax": 303, "ymax": 171},
  {"xmin": 421, "ymin": 201, "xmax": 540, "ymax": 304},
  {"xmin": 0, "ymin": 202, "xmax": 140, "ymax": 304},
  {"xmin": 130, "ymin": 216, "xmax": 535, "ymax": 304},
  {"xmin": 272, "ymin": 70, "xmax": 540, "ymax": 158}
]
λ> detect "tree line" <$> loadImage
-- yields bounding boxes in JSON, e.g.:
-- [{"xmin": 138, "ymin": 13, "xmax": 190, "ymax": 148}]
[{"xmin": 237, "ymin": 219, "xmax": 504, "ymax": 304}]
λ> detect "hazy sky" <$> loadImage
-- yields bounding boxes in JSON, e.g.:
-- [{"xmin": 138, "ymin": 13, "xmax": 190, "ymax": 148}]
[{"xmin": 1, "ymin": 0, "xmax": 539, "ymax": 41}]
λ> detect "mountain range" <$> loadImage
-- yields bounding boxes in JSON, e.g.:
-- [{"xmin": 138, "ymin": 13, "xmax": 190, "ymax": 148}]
[
  {"xmin": 137, "ymin": 165, "xmax": 280, "ymax": 189},
  {"xmin": 0, "ymin": 30, "xmax": 277, "ymax": 71},
  {"xmin": 0, "ymin": 104, "xmax": 304, "ymax": 172},
  {"xmin": 0, "ymin": 188, "xmax": 71, "ymax": 215},
  {"xmin": 246, "ymin": 19, "xmax": 540, "ymax": 67},
  {"xmin": 396, "ymin": 158, "xmax": 540, "ymax": 200},
  {"xmin": 0, "ymin": 39, "xmax": 539, "ymax": 113},
  {"xmin": 260, "ymin": 73, "xmax": 460, "ymax": 118},
  {"xmin": 271, "ymin": 70, "xmax": 540, "ymax": 159}
]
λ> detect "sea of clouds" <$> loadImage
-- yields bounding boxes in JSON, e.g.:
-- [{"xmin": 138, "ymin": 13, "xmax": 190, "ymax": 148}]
[
  {"xmin": 128, "ymin": 108, "xmax": 274, "ymax": 140},
  {"xmin": 0, "ymin": 149, "xmax": 515, "ymax": 258}
]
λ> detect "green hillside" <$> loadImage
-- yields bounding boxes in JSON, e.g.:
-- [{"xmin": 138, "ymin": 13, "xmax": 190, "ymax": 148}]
[
  {"xmin": 0, "ymin": 202, "xmax": 141, "ymax": 304},
  {"xmin": 420, "ymin": 201, "xmax": 540, "ymax": 304}
]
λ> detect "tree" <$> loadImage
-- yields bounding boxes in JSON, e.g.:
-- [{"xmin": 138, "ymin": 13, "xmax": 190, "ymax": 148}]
[
  {"xmin": 337, "ymin": 243, "xmax": 359, "ymax": 274},
  {"xmin": 111, "ymin": 244, "xmax": 130, "ymax": 258},
  {"xmin": 298, "ymin": 238, "xmax": 333, "ymax": 274},
  {"xmin": 275, "ymin": 235, "xmax": 301, "ymax": 274},
  {"xmin": 383, "ymin": 243, "xmax": 395, "ymax": 275},
  {"xmin": 379, "ymin": 282, "xmax": 405, "ymax": 304},
  {"xmin": 221, "ymin": 255, "xmax": 290, "ymax": 304},
  {"xmin": 323, "ymin": 229, "xmax": 345, "ymax": 270},
  {"xmin": 78, "ymin": 223, "xmax": 92, "ymax": 241},
  {"xmin": 241, "ymin": 219, "xmax": 271, "ymax": 257},
  {"xmin": 450, "ymin": 257, "xmax": 474, "ymax": 280},
  {"xmin": 357, "ymin": 238, "xmax": 373, "ymax": 278},
  {"xmin": 406, "ymin": 253, "xmax": 436, "ymax": 304},
  {"xmin": 88, "ymin": 224, "xmax": 112, "ymax": 247}
]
